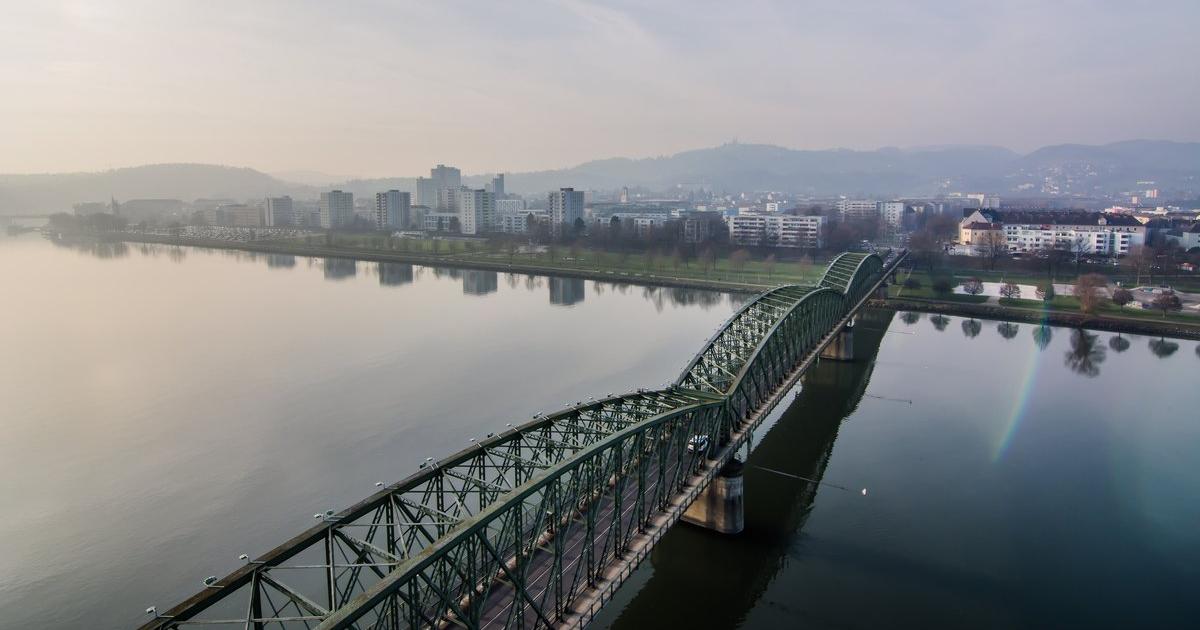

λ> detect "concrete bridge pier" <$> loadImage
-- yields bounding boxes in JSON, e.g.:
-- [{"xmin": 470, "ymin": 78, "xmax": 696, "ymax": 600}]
[
  {"xmin": 682, "ymin": 458, "xmax": 744, "ymax": 534},
  {"xmin": 820, "ymin": 319, "xmax": 856, "ymax": 361}
]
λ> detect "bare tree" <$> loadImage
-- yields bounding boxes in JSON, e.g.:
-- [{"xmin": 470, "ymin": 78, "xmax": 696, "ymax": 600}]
[
  {"xmin": 980, "ymin": 229, "xmax": 1009, "ymax": 270},
  {"xmin": 1073, "ymin": 273, "xmax": 1108, "ymax": 315},
  {"xmin": 1035, "ymin": 281, "xmax": 1055, "ymax": 302},
  {"xmin": 999, "ymin": 281, "xmax": 1021, "ymax": 300},
  {"xmin": 764, "ymin": 253, "xmax": 777, "ymax": 281},
  {"xmin": 729, "ymin": 249, "xmax": 750, "ymax": 277},
  {"xmin": 1151, "ymin": 292, "xmax": 1182, "ymax": 318},
  {"xmin": 1069, "ymin": 234, "xmax": 1090, "ymax": 274}
]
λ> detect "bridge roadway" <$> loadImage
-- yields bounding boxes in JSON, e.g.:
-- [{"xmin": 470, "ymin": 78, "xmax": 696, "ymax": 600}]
[{"xmin": 140, "ymin": 250, "xmax": 904, "ymax": 630}]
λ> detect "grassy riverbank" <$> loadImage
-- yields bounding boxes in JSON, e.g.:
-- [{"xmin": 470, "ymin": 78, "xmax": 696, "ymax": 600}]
[
  {"xmin": 114, "ymin": 233, "xmax": 826, "ymax": 293},
  {"xmin": 109, "ymin": 232, "xmax": 1200, "ymax": 337}
]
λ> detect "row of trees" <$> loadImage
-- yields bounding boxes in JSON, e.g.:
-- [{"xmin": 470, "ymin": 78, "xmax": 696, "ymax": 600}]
[{"xmin": 905, "ymin": 271, "xmax": 1185, "ymax": 318}]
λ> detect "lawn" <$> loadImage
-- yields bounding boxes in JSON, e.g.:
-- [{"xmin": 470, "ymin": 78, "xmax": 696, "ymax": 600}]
[{"xmin": 290, "ymin": 233, "xmax": 830, "ymax": 287}]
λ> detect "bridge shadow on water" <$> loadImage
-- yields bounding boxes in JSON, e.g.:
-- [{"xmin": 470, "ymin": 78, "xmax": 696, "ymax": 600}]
[{"xmin": 595, "ymin": 309, "xmax": 895, "ymax": 629}]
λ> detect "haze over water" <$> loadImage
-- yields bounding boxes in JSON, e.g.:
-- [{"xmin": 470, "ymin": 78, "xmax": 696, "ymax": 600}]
[{"xmin": 1, "ymin": 235, "xmax": 1198, "ymax": 628}]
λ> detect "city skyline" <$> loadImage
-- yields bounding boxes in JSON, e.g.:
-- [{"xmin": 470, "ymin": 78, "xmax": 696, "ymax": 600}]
[{"xmin": 2, "ymin": 1, "xmax": 1198, "ymax": 176}]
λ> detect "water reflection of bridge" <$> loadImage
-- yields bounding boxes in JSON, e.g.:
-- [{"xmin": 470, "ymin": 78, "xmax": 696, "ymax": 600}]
[
  {"xmin": 598, "ymin": 308, "xmax": 894, "ymax": 629},
  {"xmin": 140, "ymin": 250, "xmax": 903, "ymax": 630}
]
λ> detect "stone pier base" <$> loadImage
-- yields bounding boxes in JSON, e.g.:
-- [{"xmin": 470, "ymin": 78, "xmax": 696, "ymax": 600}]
[
  {"xmin": 820, "ymin": 324, "xmax": 855, "ymax": 361},
  {"xmin": 682, "ymin": 459, "xmax": 744, "ymax": 534}
]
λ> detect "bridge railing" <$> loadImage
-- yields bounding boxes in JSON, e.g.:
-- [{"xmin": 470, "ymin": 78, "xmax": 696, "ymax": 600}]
[
  {"xmin": 319, "ymin": 398, "xmax": 726, "ymax": 629},
  {"xmin": 140, "ymin": 388, "xmax": 721, "ymax": 629}
]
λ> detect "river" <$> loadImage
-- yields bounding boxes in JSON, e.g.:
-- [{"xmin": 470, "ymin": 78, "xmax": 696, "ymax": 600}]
[{"xmin": 1, "ymin": 234, "xmax": 1197, "ymax": 628}]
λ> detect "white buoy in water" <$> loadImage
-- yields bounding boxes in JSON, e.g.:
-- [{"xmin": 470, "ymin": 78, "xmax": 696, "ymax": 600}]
[{"xmin": 861, "ymin": 488, "xmax": 868, "ymax": 496}]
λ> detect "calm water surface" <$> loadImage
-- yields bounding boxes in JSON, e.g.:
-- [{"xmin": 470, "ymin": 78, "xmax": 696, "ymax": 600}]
[
  {"xmin": 596, "ymin": 309, "xmax": 1200, "ymax": 628},
  {"xmin": 2, "ymin": 235, "xmax": 1198, "ymax": 628},
  {"xmin": 0, "ymin": 236, "xmax": 739, "ymax": 629}
]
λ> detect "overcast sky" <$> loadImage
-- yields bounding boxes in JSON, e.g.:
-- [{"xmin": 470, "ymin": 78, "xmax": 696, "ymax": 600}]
[{"xmin": 2, "ymin": 0, "xmax": 1197, "ymax": 177}]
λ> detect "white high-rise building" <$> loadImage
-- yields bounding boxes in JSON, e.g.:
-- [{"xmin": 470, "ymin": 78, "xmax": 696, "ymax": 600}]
[
  {"xmin": 836, "ymin": 199, "xmax": 879, "ymax": 220},
  {"xmin": 319, "ymin": 190, "xmax": 354, "ymax": 229},
  {"xmin": 496, "ymin": 198, "xmax": 526, "ymax": 215},
  {"xmin": 727, "ymin": 214, "xmax": 824, "ymax": 248},
  {"xmin": 878, "ymin": 201, "xmax": 905, "ymax": 229},
  {"xmin": 264, "ymin": 196, "xmax": 294, "ymax": 227},
  {"xmin": 457, "ymin": 189, "xmax": 495, "ymax": 235},
  {"xmin": 548, "ymin": 188, "xmax": 585, "ymax": 236},
  {"xmin": 375, "ymin": 190, "xmax": 412, "ymax": 229},
  {"xmin": 489, "ymin": 174, "xmax": 505, "ymax": 198}
]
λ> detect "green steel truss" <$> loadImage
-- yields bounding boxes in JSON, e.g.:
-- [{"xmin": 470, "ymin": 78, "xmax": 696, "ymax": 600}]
[{"xmin": 141, "ymin": 249, "xmax": 900, "ymax": 630}]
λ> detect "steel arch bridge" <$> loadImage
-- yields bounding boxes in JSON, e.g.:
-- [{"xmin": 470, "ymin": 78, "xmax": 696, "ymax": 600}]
[{"xmin": 141, "ymin": 250, "xmax": 903, "ymax": 630}]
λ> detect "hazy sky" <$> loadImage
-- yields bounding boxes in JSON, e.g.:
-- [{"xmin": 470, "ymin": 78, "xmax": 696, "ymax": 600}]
[{"xmin": 2, "ymin": 0, "xmax": 1197, "ymax": 177}]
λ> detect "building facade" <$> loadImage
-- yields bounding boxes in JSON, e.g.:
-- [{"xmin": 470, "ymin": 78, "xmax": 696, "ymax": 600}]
[
  {"xmin": 727, "ymin": 214, "xmax": 824, "ymax": 248},
  {"xmin": 836, "ymin": 199, "xmax": 878, "ymax": 221},
  {"xmin": 423, "ymin": 211, "xmax": 458, "ymax": 232},
  {"xmin": 264, "ymin": 196, "xmax": 295, "ymax": 227},
  {"xmin": 959, "ymin": 210, "xmax": 1147, "ymax": 257},
  {"xmin": 878, "ymin": 201, "xmax": 905, "ymax": 229},
  {"xmin": 548, "ymin": 188, "xmax": 585, "ymax": 236},
  {"xmin": 457, "ymin": 188, "xmax": 495, "ymax": 235},
  {"xmin": 319, "ymin": 190, "xmax": 354, "ymax": 229},
  {"xmin": 375, "ymin": 190, "xmax": 412, "ymax": 229}
]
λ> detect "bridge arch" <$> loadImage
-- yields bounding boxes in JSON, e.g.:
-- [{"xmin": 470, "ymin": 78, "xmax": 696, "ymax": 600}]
[{"xmin": 141, "ymin": 249, "xmax": 901, "ymax": 630}]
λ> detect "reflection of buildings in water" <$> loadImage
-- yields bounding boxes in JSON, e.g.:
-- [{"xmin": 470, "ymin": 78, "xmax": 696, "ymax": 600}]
[
  {"xmin": 322, "ymin": 257, "xmax": 356, "ymax": 280},
  {"xmin": 604, "ymin": 309, "xmax": 894, "ymax": 630},
  {"xmin": 431, "ymin": 267, "xmax": 462, "ymax": 280},
  {"xmin": 549, "ymin": 276, "xmax": 586, "ymax": 306},
  {"xmin": 266, "ymin": 254, "xmax": 295, "ymax": 269},
  {"xmin": 462, "ymin": 270, "xmax": 498, "ymax": 295},
  {"xmin": 378, "ymin": 262, "xmax": 414, "ymax": 286}
]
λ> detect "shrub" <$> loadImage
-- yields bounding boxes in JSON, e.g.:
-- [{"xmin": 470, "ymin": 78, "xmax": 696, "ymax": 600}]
[
  {"xmin": 1111, "ymin": 287, "xmax": 1133, "ymax": 306},
  {"xmin": 1035, "ymin": 282, "xmax": 1055, "ymax": 302},
  {"xmin": 961, "ymin": 277, "xmax": 984, "ymax": 295},
  {"xmin": 902, "ymin": 277, "xmax": 922, "ymax": 290},
  {"xmin": 931, "ymin": 276, "xmax": 954, "ymax": 296}
]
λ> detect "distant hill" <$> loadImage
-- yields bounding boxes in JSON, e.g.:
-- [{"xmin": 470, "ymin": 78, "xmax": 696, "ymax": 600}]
[
  {"xmin": 2, "ymin": 140, "xmax": 1196, "ymax": 214},
  {"xmin": 488, "ymin": 143, "xmax": 1022, "ymax": 196},
  {"xmin": 0, "ymin": 164, "xmax": 311, "ymax": 214}
]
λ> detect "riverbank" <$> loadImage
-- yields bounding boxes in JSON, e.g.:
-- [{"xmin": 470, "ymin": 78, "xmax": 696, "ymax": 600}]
[
  {"xmin": 108, "ymin": 232, "xmax": 773, "ymax": 294},
  {"xmin": 879, "ymin": 297, "xmax": 1200, "ymax": 340},
  {"xmin": 102, "ymin": 232, "xmax": 1200, "ymax": 339}
]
